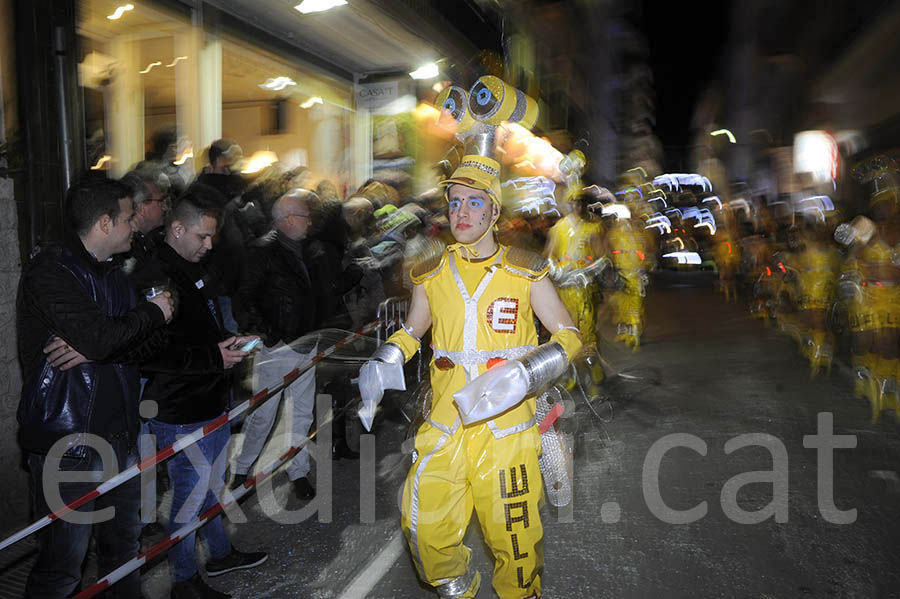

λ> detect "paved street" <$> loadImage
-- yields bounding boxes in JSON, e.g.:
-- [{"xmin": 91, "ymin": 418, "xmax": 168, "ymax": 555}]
[{"xmin": 136, "ymin": 281, "xmax": 900, "ymax": 598}]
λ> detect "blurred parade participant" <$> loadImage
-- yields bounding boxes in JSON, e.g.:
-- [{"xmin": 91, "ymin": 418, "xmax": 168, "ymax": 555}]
[
  {"xmin": 357, "ymin": 154, "xmax": 581, "ymax": 598},
  {"xmin": 712, "ymin": 212, "xmax": 742, "ymax": 303},
  {"xmin": 837, "ymin": 156, "xmax": 900, "ymax": 419},
  {"xmin": 606, "ymin": 206, "xmax": 647, "ymax": 350},
  {"xmin": 545, "ymin": 187, "xmax": 607, "ymax": 383},
  {"xmin": 793, "ymin": 203, "xmax": 840, "ymax": 377}
]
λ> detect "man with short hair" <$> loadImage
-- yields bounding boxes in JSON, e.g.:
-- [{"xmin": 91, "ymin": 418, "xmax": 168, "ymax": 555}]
[
  {"xmin": 138, "ymin": 184, "xmax": 266, "ymax": 599},
  {"xmin": 122, "ymin": 163, "xmax": 171, "ymax": 266},
  {"xmin": 17, "ymin": 175, "xmax": 174, "ymax": 598},
  {"xmin": 233, "ymin": 189, "xmax": 321, "ymax": 499}
]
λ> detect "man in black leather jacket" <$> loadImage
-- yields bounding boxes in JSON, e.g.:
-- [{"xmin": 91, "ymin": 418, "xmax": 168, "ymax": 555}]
[
  {"xmin": 137, "ymin": 185, "xmax": 267, "ymax": 598},
  {"xmin": 16, "ymin": 176, "xmax": 173, "ymax": 598}
]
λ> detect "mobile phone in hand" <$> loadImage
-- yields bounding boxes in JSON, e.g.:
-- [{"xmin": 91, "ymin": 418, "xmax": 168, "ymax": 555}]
[{"xmin": 238, "ymin": 338, "xmax": 261, "ymax": 352}]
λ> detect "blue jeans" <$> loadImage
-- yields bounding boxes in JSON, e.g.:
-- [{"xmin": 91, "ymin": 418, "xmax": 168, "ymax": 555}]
[
  {"xmin": 26, "ymin": 439, "xmax": 142, "ymax": 599},
  {"xmin": 150, "ymin": 418, "xmax": 232, "ymax": 582}
]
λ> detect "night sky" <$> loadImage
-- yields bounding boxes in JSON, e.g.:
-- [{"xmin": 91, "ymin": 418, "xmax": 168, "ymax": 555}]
[{"xmin": 642, "ymin": 0, "xmax": 732, "ymax": 164}]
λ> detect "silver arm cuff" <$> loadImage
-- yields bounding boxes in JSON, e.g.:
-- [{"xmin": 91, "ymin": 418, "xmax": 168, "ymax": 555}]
[
  {"xmin": 371, "ymin": 342, "xmax": 405, "ymax": 367},
  {"xmin": 520, "ymin": 342, "xmax": 569, "ymax": 395}
]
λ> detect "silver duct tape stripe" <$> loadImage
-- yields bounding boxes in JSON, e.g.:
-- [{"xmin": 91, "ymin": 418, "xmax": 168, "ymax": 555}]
[
  {"xmin": 426, "ymin": 417, "xmax": 460, "ymax": 436},
  {"xmin": 409, "ymin": 428, "xmax": 453, "ymax": 573},
  {"xmin": 502, "ymin": 264, "xmax": 543, "ymax": 279},
  {"xmin": 521, "ymin": 343, "xmax": 569, "ymax": 395},
  {"xmin": 535, "ymin": 393, "xmax": 573, "ymax": 507},
  {"xmin": 488, "ymin": 416, "xmax": 536, "ymax": 439},
  {"xmin": 449, "ymin": 250, "xmax": 505, "ymax": 383},
  {"xmin": 435, "ymin": 568, "xmax": 476, "ymax": 598},
  {"xmin": 432, "ymin": 345, "xmax": 536, "ymax": 366},
  {"xmin": 510, "ymin": 87, "xmax": 527, "ymax": 123}
]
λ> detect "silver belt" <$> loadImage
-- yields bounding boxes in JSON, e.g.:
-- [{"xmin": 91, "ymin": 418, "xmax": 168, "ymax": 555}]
[{"xmin": 432, "ymin": 345, "xmax": 535, "ymax": 366}]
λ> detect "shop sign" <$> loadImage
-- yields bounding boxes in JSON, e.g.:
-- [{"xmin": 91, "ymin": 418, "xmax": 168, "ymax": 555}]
[{"xmin": 356, "ymin": 81, "xmax": 399, "ymax": 110}]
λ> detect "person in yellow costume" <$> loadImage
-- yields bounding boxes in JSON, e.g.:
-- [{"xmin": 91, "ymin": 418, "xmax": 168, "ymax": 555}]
[
  {"xmin": 606, "ymin": 215, "xmax": 645, "ymax": 349},
  {"xmin": 544, "ymin": 192, "xmax": 606, "ymax": 347},
  {"xmin": 793, "ymin": 218, "xmax": 840, "ymax": 377},
  {"xmin": 358, "ymin": 154, "xmax": 582, "ymax": 599},
  {"xmin": 836, "ymin": 178, "xmax": 900, "ymax": 420}
]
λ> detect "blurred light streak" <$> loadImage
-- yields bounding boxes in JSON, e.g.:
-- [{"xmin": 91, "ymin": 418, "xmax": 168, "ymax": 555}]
[
  {"xmin": 496, "ymin": 122, "xmax": 564, "ymax": 181},
  {"xmin": 601, "ymin": 204, "xmax": 631, "ymax": 220},
  {"xmin": 662, "ymin": 251, "xmax": 702, "ymax": 265},
  {"xmin": 710, "ymin": 129, "xmax": 736, "ymax": 143},
  {"xmin": 259, "ymin": 77, "xmax": 297, "ymax": 91},
  {"xmin": 90, "ymin": 155, "xmax": 111, "ymax": 170},
  {"xmin": 140, "ymin": 61, "xmax": 162, "ymax": 74},
  {"xmin": 300, "ymin": 96, "xmax": 324, "ymax": 108},
  {"xmin": 295, "ymin": 0, "xmax": 347, "ymax": 14},
  {"xmin": 107, "ymin": 4, "xmax": 134, "ymax": 20},
  {"xmin": 242, "ymin": 150, "xmax": 279, "ymax": 174},
  {"xmin": 173, "ymin": 149, "xmax": 193, "ymax": 166},
  {"xmin": 410, "ymin": 63, "xmax": 439, "ymax": 80},
  {"xmin": 165, "ymin": 56, "xmax": 188, "ymax": 67},
  {"xmin": 701, "ymin": 196, "xmax": 722, "ymax": 209}
]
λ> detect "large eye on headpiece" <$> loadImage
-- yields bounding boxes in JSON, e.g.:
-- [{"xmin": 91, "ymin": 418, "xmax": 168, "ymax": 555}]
[
  {"xmin": 467, "ymin": 76, "xmax": 538, "ymax": 129},
  {"xmin": 434, "ymin": 85, "xmax": 475, "ymax": 134}
]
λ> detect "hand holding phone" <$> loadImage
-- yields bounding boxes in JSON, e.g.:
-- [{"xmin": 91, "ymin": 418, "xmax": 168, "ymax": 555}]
[{"xmin": 238, "ymin": 338, "xmax": 261, "ymax": 352}]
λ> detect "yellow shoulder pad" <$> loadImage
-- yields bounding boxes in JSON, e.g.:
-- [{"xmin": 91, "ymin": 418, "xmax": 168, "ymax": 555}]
[
  {"xmin": 501, "ymin": 246, "xmax": 549, "ymax": 281},
  {"xmin": 410, "ymin": 247, "xmax": 448, "ymax": 285}
]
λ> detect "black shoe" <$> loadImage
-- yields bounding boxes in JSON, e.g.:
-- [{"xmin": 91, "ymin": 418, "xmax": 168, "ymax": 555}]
[
  {"xmin": 333, "ymin": 443, "xmax": 360, "ymax": 460},
  {"xmin": 229, "ymin": 473, "xmax": 248, "ymax": 491},
  {"xmin": 171, "ymin": 573, "xmax": 231, "ymax": 598},
  {"xmin": 292, "ymin": 476, "xmax": 316, "ymax": 500},
  {"xmin": 205, "ymin": 548, "xmax": 268, "ymax": 578},
  {"xmin": 140, "ymin": 521, "xmax": 166, "ymax": 540}
]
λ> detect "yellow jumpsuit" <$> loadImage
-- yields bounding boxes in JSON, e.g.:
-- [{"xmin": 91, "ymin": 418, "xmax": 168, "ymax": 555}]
[
  {"xmin": 795, "ymin": 240, "xmax": 840, "ymax": 375},
  {"xmin": 387, "ymin": 246, "xmax": 580, "ymax": 599},
  {"xmin": 546, "ymin": 214, "xmax": 605, "ymax": 346},
  {"xmin": 607, "ymin": 221, "xmax": 645, "ymax": 349}
]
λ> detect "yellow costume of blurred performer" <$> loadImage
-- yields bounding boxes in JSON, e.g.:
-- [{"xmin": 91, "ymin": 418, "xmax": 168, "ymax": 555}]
[
  {"xmin": 607, "ymin": 218, "xmax": 645, "ymax": 349},
  {"xmin": 358, "ymin": 155, "xmax": 581, "ymax": 598},
  {"xmin": 545, "ymin": 210, "xmax": 605, "ymax": 346}
]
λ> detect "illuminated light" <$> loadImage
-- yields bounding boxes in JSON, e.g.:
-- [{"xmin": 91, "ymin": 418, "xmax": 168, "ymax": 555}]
[
  {"xmin": 799, "ymin": 195, "xmax": 835, "ymax": 211},
  {"xmin": 794, "ymin": 131, "xmax": 839, "ymax": 184},
  {"xmin": 409, "ymin": 63, "xmax": 439, "ymax": 80},
  {"xmin": 139, "ymin": 61, "xmax": 162, "ymax": 74},
  {"xmin": 294, "ymin": 0, "xmax": 347, "ymax": 14},
  {"xmin": 611, "ymin": 250, "xmax": 622, "ymax": 255},
  {"xmin": 173, "ymin": 149, "xmax": 193, "ymax": 166},
  {"xmin": 710, "ymin": 129, "xmax": 736, "ymax": 143},
  {"xmin": 497, "ymin": 122, "xmax": 565, "ymax": 181},
  {"xmin": 778, "ymin": 262, "xmax": 786, "ymax": 273},
  {"xmin": 766, "ymin": 266, "xmax": 772, "ymax": 277},
  {"xmin": 627, "ymin": 166, "xmax": 647, "ymax": 178},
  {"xmin": 165, "ymin": 56, "xmax": 188, "ymax": 67},
  {"xmin": 432, "ymin": 81, "xmax": 445, "ymax": 93},
  {"xmin": 300, "ymin": 96, "xmax": 323, "ymax": 109},
  {"xmin": 90, "ymin": 155, "xmax": 111, "ymax": 170},
  {"xmin": 636, "ymin": 250, "xmax": 645, "ymax": 261},
  {"xmin": 876, "ymin": 281, "xmax": 883, "ymax": 287},
  {"xmin": 107, "ymin": 3, "xmax": 134, "ymax": 20},
  {"xmin": 694, "ymin": 222, "xmax": 717, "ymax": 235},
  {"xmin": 726, "ymin": 242, "xmax": 732, "ymax": 255},
  {"xmin": 586, "ymin": 256, "xmax": 593, "ymax": 261},
  {"xmin": 861, "ymin": 281, "xmax": 867, "ymax": 286},
  {"xmin": 241, "ymin": 150, "xmax": 279, "ymax": 174},
  {"xmin": 259, "ymin": 77, "xmax": 297, "ymax": 91},
  {"xmin": 648, "ymin": 196, "xmax": 667, "ymax": 207},
  {"xmin": 672, "ymin": 237, "xmax": 685, "ymax": 250},
  {"xmin": 662, "ymin": 251, "xmax": 702, "ymax": 265},
  {"xmin": 600, "ymin": 204, "xmax": 631, "ymax": 220},
  {"xmin": 702, "ymin": 196, "xmax": 722, "ymax": 209}
]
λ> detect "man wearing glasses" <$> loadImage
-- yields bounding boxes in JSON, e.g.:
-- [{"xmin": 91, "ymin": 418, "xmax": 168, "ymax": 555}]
[
  {"xmin": 122, "ymin": 163, "xmax": 171, "ymax": 276},
  {"xmin": 233, "ymin": 189, "xmax": 321, "ymax": 500}
]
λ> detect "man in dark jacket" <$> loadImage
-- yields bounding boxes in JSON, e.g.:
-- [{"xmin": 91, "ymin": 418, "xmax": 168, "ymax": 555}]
[
  {"xmin": 17, "ymin": 176, "xmax": 173, "ymax": 598},
  {"xmin": 232, "ymin": 189, "xmax": 322, "ymax": 499},
  {"xmin": 138, "ymin": 185, "xmax": 266, "ymax": 599}
]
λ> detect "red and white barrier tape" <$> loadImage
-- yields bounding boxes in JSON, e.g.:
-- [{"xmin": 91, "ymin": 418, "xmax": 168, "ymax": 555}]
[
  {"xmin": 74, "ymin": 429, "xmax": 314, "ymax": 598},
  {"xmin": 0, "ymin": 318, "xmax": 392, "ymax": 553}
]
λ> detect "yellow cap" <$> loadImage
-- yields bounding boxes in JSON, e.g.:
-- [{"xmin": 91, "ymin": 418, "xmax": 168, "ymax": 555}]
[{"xmin": 440, "ymin": 154, "xmax": 503, "ymax": 207}]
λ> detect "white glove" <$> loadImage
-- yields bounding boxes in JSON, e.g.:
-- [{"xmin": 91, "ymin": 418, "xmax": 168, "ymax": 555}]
[
  {"xmin": 358, "ymin": 344, "xmax": 406, "ymax": 431},
  {"xmin": 453, "ymin": 361, "xmax": 528, "ymax": 425}
]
